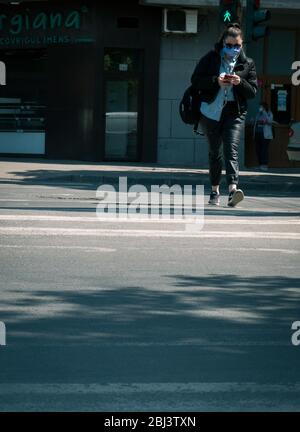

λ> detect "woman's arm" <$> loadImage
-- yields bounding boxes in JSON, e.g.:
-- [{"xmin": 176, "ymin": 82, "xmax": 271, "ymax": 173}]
[
  {"xmin": 235, "ymin": 60, "xmax": 258, "ymax": 99},
  {"xmin": 190, "ymin": 51, "xmax": 220, "ymax": 92}
]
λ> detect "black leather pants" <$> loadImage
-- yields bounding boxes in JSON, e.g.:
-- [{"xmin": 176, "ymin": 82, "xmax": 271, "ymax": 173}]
[{"xmin": 200, "ymin": 101, "xmax": 246, "ymax": 187}]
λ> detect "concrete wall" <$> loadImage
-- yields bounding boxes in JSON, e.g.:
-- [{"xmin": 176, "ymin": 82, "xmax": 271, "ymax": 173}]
[{"xmin": 157, "ymin": 11, "xmax": 245, "ymax": 168}]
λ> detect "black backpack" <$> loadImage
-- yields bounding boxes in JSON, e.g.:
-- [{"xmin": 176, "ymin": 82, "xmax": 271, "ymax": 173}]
[{"xmin": 179, "ymin": 86, "xmax": 204, "ymax": 135}]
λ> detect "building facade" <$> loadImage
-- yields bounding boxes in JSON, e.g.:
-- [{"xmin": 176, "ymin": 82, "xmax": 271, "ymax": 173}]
[
  {"xmin": 153, "ymin": 0, "xmax": 300, "ymax": 168},
  {"xmin": 0, "ymin": 0, "xmax": 161, "ymax": 162},
  {"xmin": 0, "ymin": 0, "xmax": 300, "ymax": 168}
]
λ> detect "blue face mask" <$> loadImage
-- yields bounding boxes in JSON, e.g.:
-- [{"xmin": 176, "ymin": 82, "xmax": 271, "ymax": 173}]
[{"xmin": 222, "ymin": 45, "xmax": 241, "ymax": 60}]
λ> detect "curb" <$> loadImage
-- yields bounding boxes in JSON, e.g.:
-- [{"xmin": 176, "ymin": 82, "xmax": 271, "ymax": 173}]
[{"xmin": 1, "ymin": 173, "xmax": 299, "ymax": 194}]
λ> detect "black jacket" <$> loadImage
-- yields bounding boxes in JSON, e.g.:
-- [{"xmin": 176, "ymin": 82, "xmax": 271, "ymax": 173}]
[{"xmin": 190, "ymin": 44, "xmax": 258, "ymax": 115}]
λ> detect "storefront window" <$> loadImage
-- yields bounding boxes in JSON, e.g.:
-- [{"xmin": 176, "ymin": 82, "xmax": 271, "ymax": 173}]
[
  {"xmin": 104, "ymin": 48, "xmax": 140, "ymax": 73},
  {"xmin": 0, "ymin": 98, "xmax": 45, "ymax": 132},
  {"xmin": 105, "ymin": 79, "xmax": 138, "ymax": 160},
  {"xmin": 0, "ymin": 49, "xmax": 46, "ymax": 154},
  {"xmin": 104, "ymin": 48, "xmax": 141, "ymax": 161}
]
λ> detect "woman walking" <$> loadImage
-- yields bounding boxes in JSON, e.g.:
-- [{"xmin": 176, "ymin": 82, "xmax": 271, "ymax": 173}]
[
  {"xmin": 254, "ymin": 102, "xmax": 273, "ymax": 171},
  {"xmin": 191, "ymin": 23, "xmax": 258, "ymax": 207}
]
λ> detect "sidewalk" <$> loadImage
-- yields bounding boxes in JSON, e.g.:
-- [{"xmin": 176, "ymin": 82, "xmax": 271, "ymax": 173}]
[{"xmin": 0, "ymin": 157, "xmax": 300, "ymax": 194}]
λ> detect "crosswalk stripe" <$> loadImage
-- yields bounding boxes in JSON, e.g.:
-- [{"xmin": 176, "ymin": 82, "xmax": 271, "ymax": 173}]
[
  {"xmin": 0, "ymin": 244, "xmax": 297, "ymax": 254},
  {"xmin": 0, "ymin": 214, "xmax": 299, "ymax": 224},
  {"xmin": 0, "ymin": 226, "xmax": 299, "ymax": 239},
  {"xmin": 0, "ymin": 244, "xmax": 115, "ymax": 251}
]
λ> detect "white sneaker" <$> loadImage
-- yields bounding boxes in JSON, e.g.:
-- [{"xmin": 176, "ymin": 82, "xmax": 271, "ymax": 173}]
[{"xmin": 228, "ymin": 189, "xmax": 244, "ymax": 207}]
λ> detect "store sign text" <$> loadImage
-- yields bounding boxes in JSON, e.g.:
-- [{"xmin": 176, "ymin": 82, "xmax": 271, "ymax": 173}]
[
  {"xmin": 0, "ymin": 7, "xmax": 93, "ymax": 47},
  {"xmin": 291, "ymin": 61, "xmax": 300, "ymax": 86},
  {"xmin": 0, "ymin": 321, "xmax": 6, "ymax": 346},
  {"xmin": 0, "ymin": 10, "xmax": 81, "ymax": 35},
  {"xmin": 292, "ymin": 321, "xmax": 300, "ymax": 346},
  {"xmin": 0, "ymin": 61, "xmax": 6, "ymax": 86}
]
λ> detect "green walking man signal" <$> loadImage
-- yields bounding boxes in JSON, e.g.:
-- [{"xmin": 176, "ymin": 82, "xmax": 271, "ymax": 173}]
[
  {"xmin": 223, "ymin": 10, "xmax": 232, "ymax": 23},
  {"xmin": 219, "ymin": 1, "xmax": 242, "ymax": 26}
]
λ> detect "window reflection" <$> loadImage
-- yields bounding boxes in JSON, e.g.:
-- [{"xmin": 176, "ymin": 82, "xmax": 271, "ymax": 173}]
[{"xmin": 105, "ymin": 79, "xmax": 138, "ymax": 160}]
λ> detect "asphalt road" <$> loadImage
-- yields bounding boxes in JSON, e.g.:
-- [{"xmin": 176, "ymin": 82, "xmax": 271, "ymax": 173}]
[{"xmin": 0, "ymin": 183, "xmax": 300, "ymax": 411}]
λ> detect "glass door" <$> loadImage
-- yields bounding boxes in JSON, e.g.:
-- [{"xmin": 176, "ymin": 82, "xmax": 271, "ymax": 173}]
[
  {"xmin": 264, "ymin": 78, "xmax": 296, "ymax": 167},
  {"xmin": 103, "ymin": 48, "xmax": 142, "ymax": 161}
]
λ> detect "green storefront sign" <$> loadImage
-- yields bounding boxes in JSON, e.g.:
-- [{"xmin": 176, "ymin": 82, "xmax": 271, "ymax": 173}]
[{"xmin": 0, "ymin": 4, "xmax": 94, "ymax": 47}]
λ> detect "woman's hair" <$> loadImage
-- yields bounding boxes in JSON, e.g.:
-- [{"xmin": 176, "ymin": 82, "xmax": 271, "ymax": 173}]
[{"xmin": 215, "ymin": 23, "xmax": 244, "ymax": 51}]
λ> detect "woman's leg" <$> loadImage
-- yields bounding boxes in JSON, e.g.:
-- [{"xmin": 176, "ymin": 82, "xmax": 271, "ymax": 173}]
[
  {"xmin": 220, "ymin": 109, "xmax": 245, "ymax": 187},
  {"xmin": 219, "ymin": 106, "xmax": 245, "ymax": 207},
  {"xmin": 200, "ymin": 115, "xmax": 223, "ymax": 188}
]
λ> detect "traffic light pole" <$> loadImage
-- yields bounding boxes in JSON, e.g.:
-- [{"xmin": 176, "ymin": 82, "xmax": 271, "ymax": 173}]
[
  {"xmin": 245, "ymin": 0, "xmax": 271, "ymax": 44},
  {"xmin": 245, "ymin": 0, "xmax": 253, "ymax": 45}
]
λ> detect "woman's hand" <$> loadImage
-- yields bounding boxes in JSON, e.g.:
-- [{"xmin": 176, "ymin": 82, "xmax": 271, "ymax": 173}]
[
  {"xmin": 218, "ymin": 75, "xmax": 231, "ymax": 87},
  {"xmin": 231, "ymin": 75, "xmax": 241, "ymax": 86}
]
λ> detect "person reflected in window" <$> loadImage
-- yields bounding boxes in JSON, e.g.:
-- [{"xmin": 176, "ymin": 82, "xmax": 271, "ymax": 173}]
[{"xmin": 254, "ymin": 102, "xmax": 273, "ymax": 171}]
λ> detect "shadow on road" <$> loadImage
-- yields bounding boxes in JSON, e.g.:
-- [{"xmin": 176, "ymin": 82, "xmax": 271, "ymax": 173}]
[
  {"xmin": 1, "ymin": 274, "xmax": 299, "ymax": 347},
  {"xmin": 1, "ymin": 165, "xmax": 300, "ymax": 197},
  {"xmin": 0, "ymin": 273, "xmax": 299, "ymax": 393}
]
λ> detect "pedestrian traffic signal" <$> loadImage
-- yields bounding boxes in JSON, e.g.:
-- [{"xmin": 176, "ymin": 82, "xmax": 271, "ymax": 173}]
[
  {"xmin": 245, "ymin": 0, "xmax": 271, "ymax": 41},
  {"xmin": 219, "ymin": 0, "xmax": 242, "ymax": 25}
]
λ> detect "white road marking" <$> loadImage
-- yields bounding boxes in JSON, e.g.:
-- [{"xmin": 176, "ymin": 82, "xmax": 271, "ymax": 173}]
[
  {"xmin": 178, "ymin": 247, "xmax": 299, "ymax": 254},
  {"xmin": 0, "ymin": 226, "xmax": 299, "ymax": 239},
  {"xmin": 0, "ymin": 382, "xmax": 299, "ymax": 394},
  {"xmin": 0, "ymin": 244, "xmax": 297, "ymax": 254},
  {"xmin": 0, "ymin": 245, "xmax": 115, "ymax": 252},
  {"xmin": 0, "ymin": 214, "xmax": 299, "ymax": 225},
  {"xmin": 0, "ymin": 199, "xmax": 32, "ymax": 202},
  {"xmin": 0, "ymin": 199, "xmax": 97, "ymax": 203}
]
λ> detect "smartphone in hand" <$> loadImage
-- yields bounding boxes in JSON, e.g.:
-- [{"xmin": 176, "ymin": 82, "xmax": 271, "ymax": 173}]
[{"xmin": 223, "ymin": 74, "xmax": 235, "ymax": 82}]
